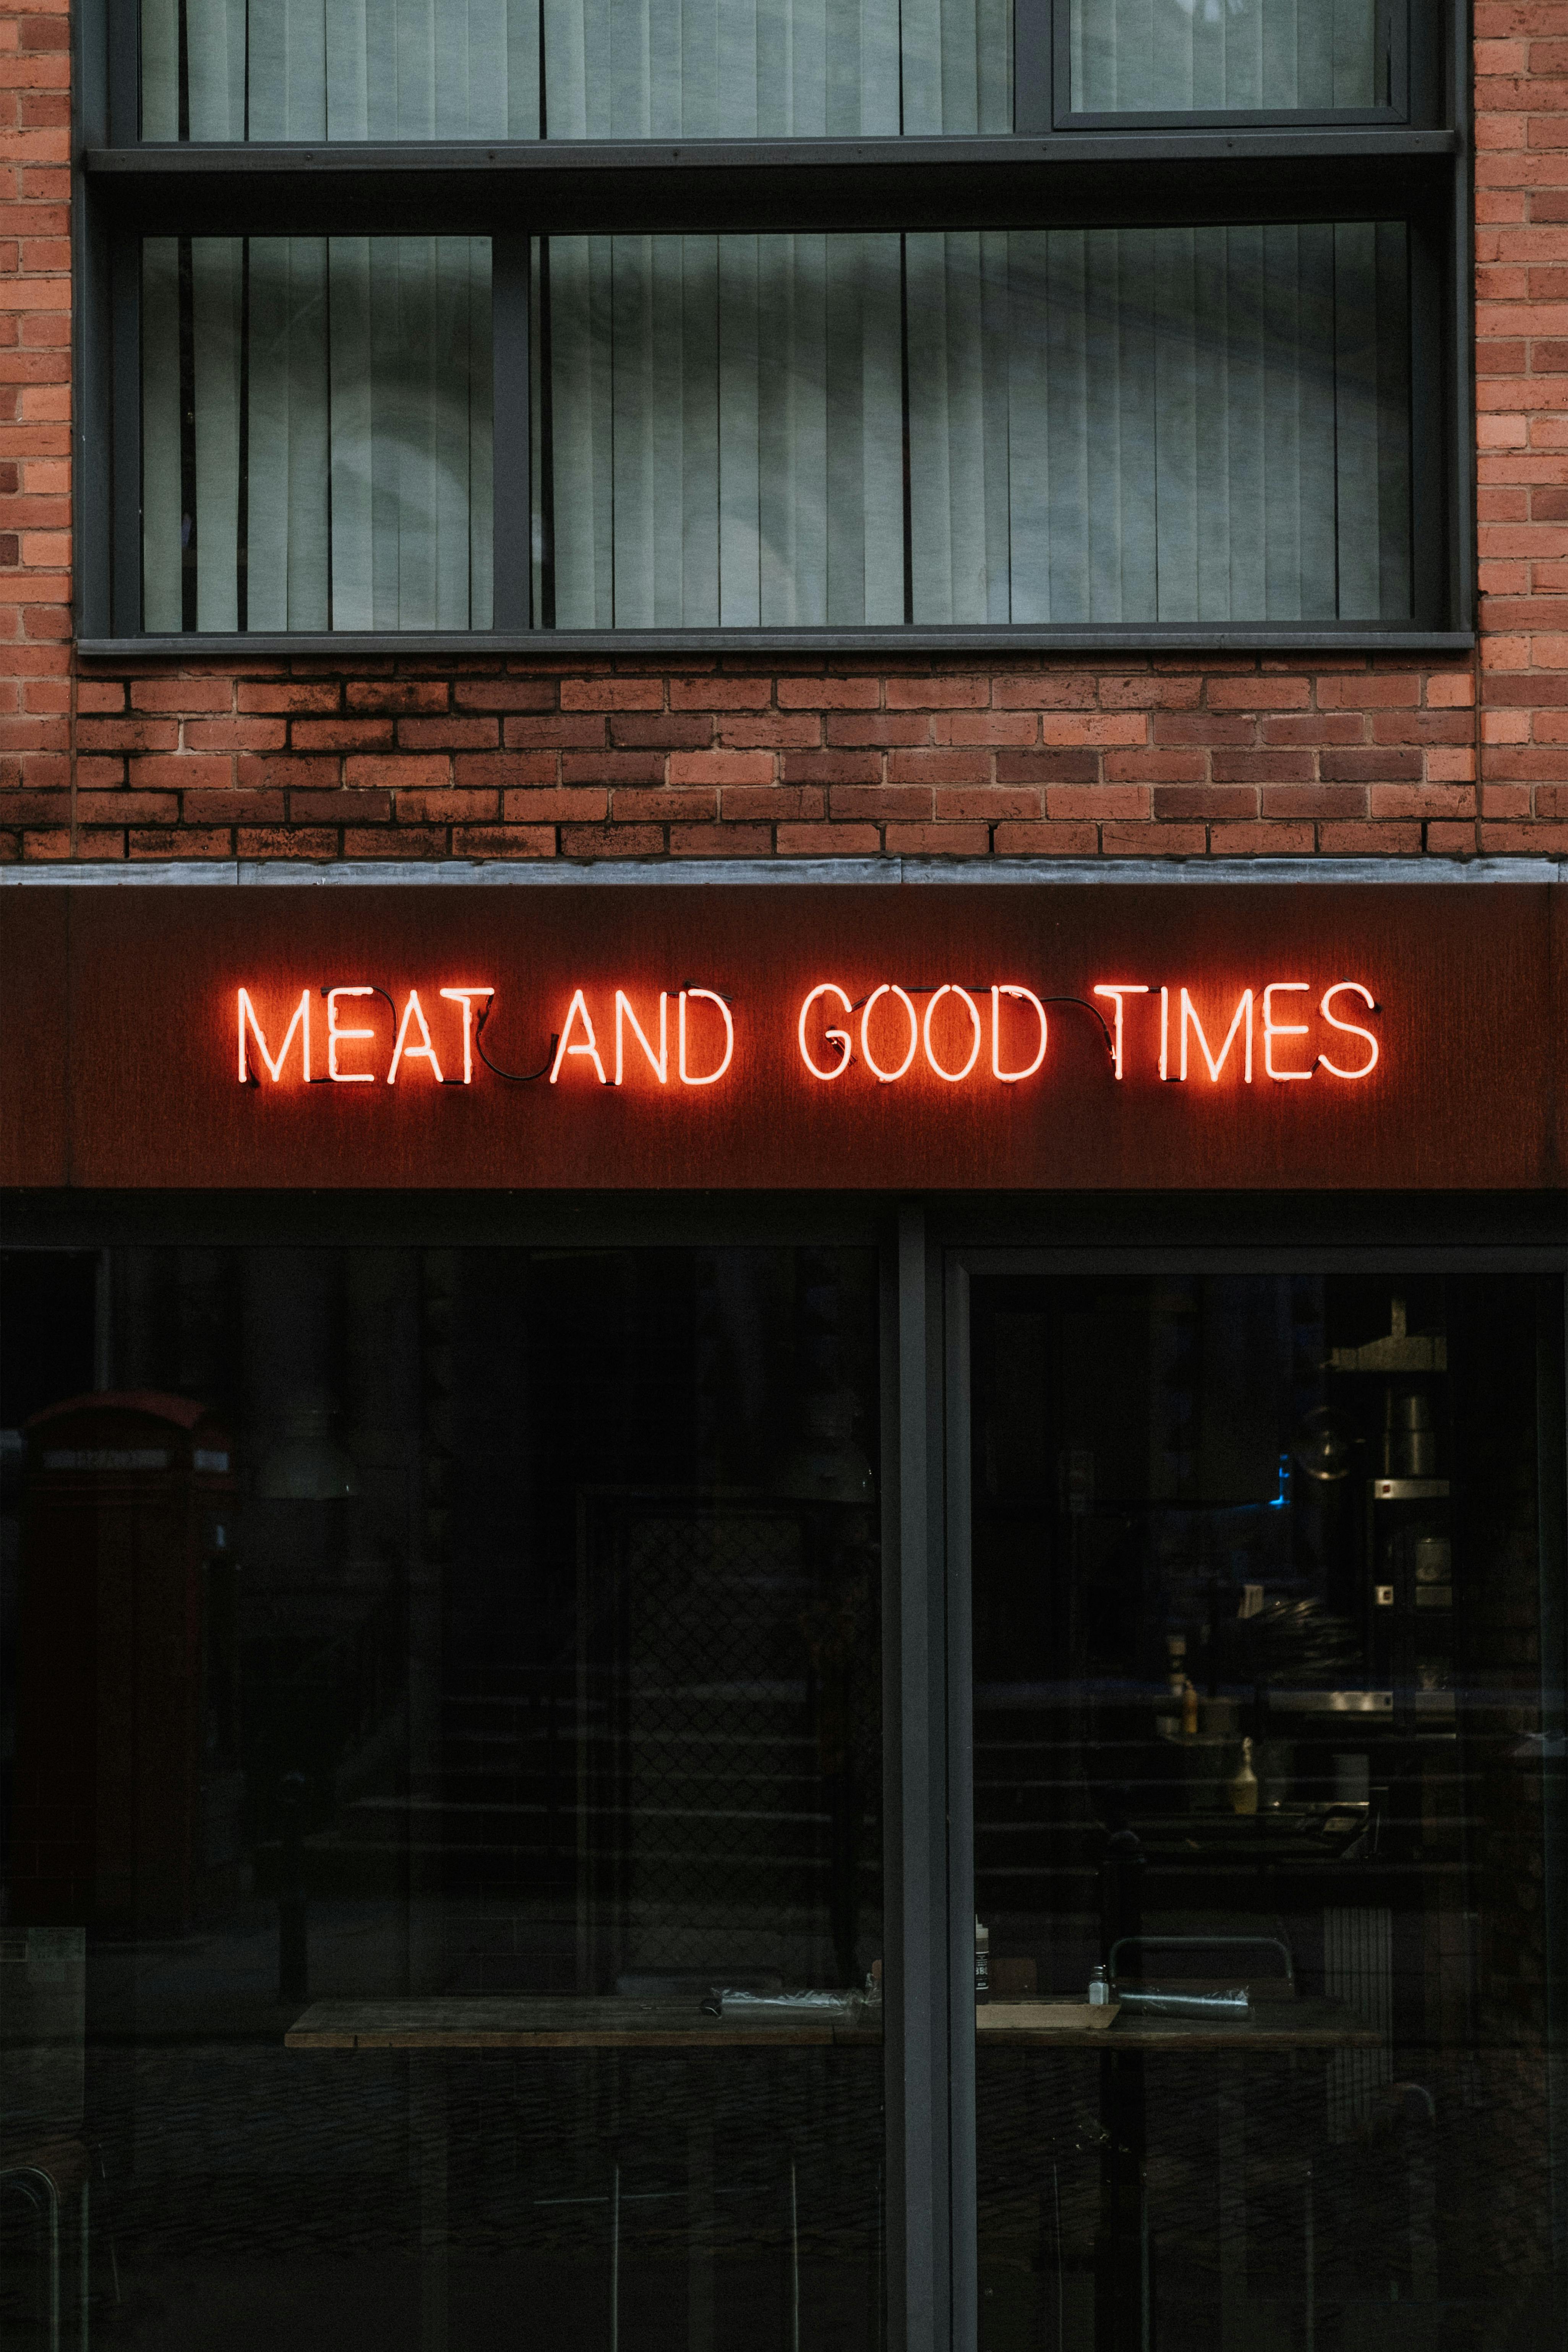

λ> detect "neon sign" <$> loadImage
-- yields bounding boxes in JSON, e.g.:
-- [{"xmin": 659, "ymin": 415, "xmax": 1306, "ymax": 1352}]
[{"xmin": 237, "ymin": 976, "xmax": 1381, "ymax": 1091}]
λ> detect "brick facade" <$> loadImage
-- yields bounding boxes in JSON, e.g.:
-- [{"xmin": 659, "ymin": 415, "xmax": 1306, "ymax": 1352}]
[{"xmin": 2, "ymin": 9, "xmax": 1563, "ymax": 866}]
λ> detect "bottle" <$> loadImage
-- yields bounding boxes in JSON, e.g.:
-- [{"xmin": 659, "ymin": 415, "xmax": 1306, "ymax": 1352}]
[
  {"xmin": 1087, "ymin": 1963, "xmax": 1111, "ymax": 2008},
  {"xmin": 1228, "ymin": 1736, "xmax": 1259, "ymax": 1817},
  {"xmin": 975, "ymin": 1916, "xmax": 990, "ymax": 2001},
  {"xmin": 1182, "ymin": 1678, "xmax": 1199, "ymax": 1738}
]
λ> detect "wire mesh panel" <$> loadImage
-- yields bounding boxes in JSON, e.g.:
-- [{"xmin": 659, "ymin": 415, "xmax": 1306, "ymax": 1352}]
[{"xmin": 577, "ymin": 1494, "xmax": 880, "ymax": 1992}]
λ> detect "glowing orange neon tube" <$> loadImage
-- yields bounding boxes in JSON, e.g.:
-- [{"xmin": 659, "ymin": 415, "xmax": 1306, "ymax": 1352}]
[
  {"xmin": 439, "ymin": 987, "xmax": 495, "ymax": 1086},
  {"xmin": 1319, "ymin": 981, "xmax": 1380, "ymax": 1079},
  {"xmin": 549, "ymin": 989, "xmax": 608, "ymax": 1084},
  {"xmin": 1091, "ymin": 985, "xmax": 1148, "ymax": 1082},
  {"xmin": 798, "ymin": 984, "xmax": 853, "ymax": 1080},
  {"xmin": 991, "ymin": 985, "xmax": 1048, "ymax": 1083},
  {"xmin": 237, "ymin": 987, "xmax": 310, "ymax": 1084},
  {"xmin": 1262, "ymin": 983, "xmax": 1312, "ymax": 1081},
  {"xmin": 924, "ymin": 985, "xmax": 982, "ymax": 1082},
  {"xmin": 327, "ymin": 987, "xmax": 376, "ymax": 1083},
  {"xmin": 1179, "ymin": 988, "xmax": 1254, "ymax": 1084},
  {"xmin": 860, "ymin": 985, "xmax": 918, "ymax": 1084},
  {"xmin": 387, "ymin": 989, "xmax": 445, "ymax": 1085},
  {"xmin": 615, "ymin": 991, "xmax": 669, "ymax": 1086},
  {"xmin": 678, "ymin": 989, "xmax": 734, "ymax": 1086}
]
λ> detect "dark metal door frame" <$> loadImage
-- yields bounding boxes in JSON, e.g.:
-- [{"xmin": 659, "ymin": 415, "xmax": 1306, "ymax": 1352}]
[{"xmin": 930, "ymin": 1229, "xmax": 1568, "ymax": 2352}]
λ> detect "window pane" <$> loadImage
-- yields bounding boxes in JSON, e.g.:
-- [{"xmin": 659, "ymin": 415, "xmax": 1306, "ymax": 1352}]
[
  {"xmin": 534, "ymin": 223, "xmax": 1411, "ymax": 630},
  {"xmin": 139, "ymin": 0, "xmax": 1010, "ymax": 139},
  {"xmin": 141, "ymin": 238, "xmax": 493, "ymax": 633},
  {"xmin": 534, "ymin": 234, "xmax": 906, "ymax": 628},
  {"xmin": 1069, "ymin": 0, "xmax": 1386, "ymax": 113},
  {"xmin": 968, "ymin": 1273, "xmax": 1564, "ymax": 2352},
  {"xmin": 2, "ymin": 1245, "xmax": 885, "ymax": 2352}
]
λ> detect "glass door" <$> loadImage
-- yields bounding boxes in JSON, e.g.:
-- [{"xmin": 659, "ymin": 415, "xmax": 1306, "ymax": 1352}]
[{"xmin": 959, "ymin": 1265, "xmax": 1566, "ymax": 2352}]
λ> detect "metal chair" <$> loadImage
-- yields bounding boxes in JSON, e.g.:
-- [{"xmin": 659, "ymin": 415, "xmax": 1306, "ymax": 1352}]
[{"xmin": 0, "ymin": 2137, "xmax": 91, "ymax": 2352}]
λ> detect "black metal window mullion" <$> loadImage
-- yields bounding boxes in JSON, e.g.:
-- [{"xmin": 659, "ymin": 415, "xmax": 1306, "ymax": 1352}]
[
  {"xmin": 944, "ymin": 1249, "xmax": 978, "ymax": 2352},
  {"xmin": 886, "ymin": 1204, "xmax": 956, "ymax": 2352},
  {"xmin": 491, "ymin": 232, "xmax": 532, "ymax": 633},
  {"xmin": 110, "ymin": 226, "xmax": 143, "ymax": 635}
]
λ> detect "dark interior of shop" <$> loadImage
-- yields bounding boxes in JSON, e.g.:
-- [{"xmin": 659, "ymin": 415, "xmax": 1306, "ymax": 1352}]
[
  {"xmin": 0, "ymin": 1246, "xmax": 885, "ymax": 2352},
  {"xmin": 969, "ymin": 1270, "xmax": 1561, "ymax": 2352},
  {"xmin": 0, "ymin": 1246, "xmax": 1561, "ymax": 2352}
]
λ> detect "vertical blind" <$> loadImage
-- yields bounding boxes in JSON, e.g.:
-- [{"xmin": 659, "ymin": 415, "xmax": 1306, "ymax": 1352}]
[
  {"xmin": 142, "ymin": 224, "xmax": 1410, "ymax": 632},
  {"xmin": 1069, "ymin": 0, "xmax": 1384, "ymax": 114},
  {"xmin": 143, "ymin": 238, "xmax": 492, "ymax": 631},
  {"xmin": 535, "ymin": 222, "xmax": 1411, "ymax": 629},
  {"xmin": 139, "ymin": 0, "xmax": 1010, "ymax": 138}
]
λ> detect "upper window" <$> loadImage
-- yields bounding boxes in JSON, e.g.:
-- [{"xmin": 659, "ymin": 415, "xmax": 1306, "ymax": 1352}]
[
  {"xmin": 1067, "ymin": 0, "xmax": 1400, "ymax": 117},
  {"xmin": 137, "ymin": 0, "xmax": 1414, "ymax": 139},
  {"xmin": 138, "ymin": 0, "xmax": 1015, "ymax": 139}
]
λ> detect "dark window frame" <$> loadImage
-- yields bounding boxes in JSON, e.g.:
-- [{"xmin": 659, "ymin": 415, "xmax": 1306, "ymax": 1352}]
[{"xmin": 72, "ymin": 0, "xmax": 1474, "ymax": 654}]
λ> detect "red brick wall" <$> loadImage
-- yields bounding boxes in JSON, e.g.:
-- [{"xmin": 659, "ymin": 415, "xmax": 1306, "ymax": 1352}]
[
  {"xmin": 1, "ymin": 0, "xmax": 71, "ymax": 851},
  {"xmin": 1477, "ymin": 0, "xmax": 1568, "ymax": 850},
  {"xmin": 0, "ymin": 12, "xmax": 1560, "ymax": 866}
]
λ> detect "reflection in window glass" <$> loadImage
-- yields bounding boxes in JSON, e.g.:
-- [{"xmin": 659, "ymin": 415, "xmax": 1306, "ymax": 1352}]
[
  {"xmin": 139, "ymin": 0, "xmax": 1010, "ymax": 140},
  {"xmin": 141, "ymin": 238, "xmax": 493, "ymax": 632},
  {"xmin": 969, "ymin": 1274, "xmax": 1564, "ymax": 2352},
  {"xmin": 535, "ymin": 223, "xmax": 1411, "ymax": 627},
  {"xmin": 1070, "ymin": 0, "xmax": 1385, "ymax": 113},
  {"xmin": 1, "ymin": 1247, "xmax": 885, "ymax": 2352}
]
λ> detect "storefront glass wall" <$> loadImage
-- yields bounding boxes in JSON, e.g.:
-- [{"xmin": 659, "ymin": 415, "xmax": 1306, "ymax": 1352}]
[
  {"xmin": 0, "ymin": 1246, "xmax": 885, "ymax": 2352},
  {"xmin": 3, "ymin": 1236, "xmax": 1564, "ymax": 2352},
  {"xmin": 966, "ymin": 1270, "xmax": 1565, "ymax": 2352}
]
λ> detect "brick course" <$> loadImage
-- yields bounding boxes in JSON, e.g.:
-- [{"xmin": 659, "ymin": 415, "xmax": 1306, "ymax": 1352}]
[{"xmin": 0, "ymin": 19, "xmax": 1561, "ymax": 864}]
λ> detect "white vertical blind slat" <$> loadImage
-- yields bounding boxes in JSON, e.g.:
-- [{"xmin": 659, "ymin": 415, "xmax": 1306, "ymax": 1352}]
[
  {"xmin": 191, "ymin": 237, "xmax": 242, "ymax": 629},
  {"xmin": 1192, "ymin": 226, "xmax": 1232, "ymax": 623},
  {"xmin": 1006, "ymin": 235, "xmax": 1050, "ymax": 622},
  {"xmin": 679, "ymin": 238, "xmax": 722, "ymax": 620},
  {"xmin": 1224, "ymin": 222, "xmax": 1267, "ymax": 619},
  {"xmin": 325, "ymin": 0, "xmax": 371, "ymax": 133},
  {"xmin": 1114, "ymin": 227, "xmax": 1158, "ymax": 620},
  {"xmin": 141, "ymin": 242, "xmax": 185, "ymax": 628},
  {"xmin": 141, "ymin": 0, "xmax": 180, "ymax": 136},
  {"xmin": 1045, "ymin": 231, "xmax": 1088, "ymax": 623},
  {"xmin": 1083, "ymin": 228, "xmax": 1123, "ymax": 621},
  {"xmin": 858, "ymin": 236, "xmax": 905, "ymax": 624},
  {"xmin": 718, "ymin": 235, "xmax": 762, "ymax": 624},
  {"xmin": 327, "ymin": 238, "xmax": 373, "ymax": 626}
]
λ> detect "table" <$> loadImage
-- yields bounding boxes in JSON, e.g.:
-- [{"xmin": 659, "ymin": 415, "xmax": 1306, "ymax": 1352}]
[
  {"xmin": 288, "ymin": 1998, "xmax": 882, "ymax": 2352},
  {"xmin": 285, "ymin": 1996, "xmax": 882, "ymax": 2050},
  {"xmin": 973, "ymin": 1997, "xmax": 1385, "ymax": 2352},
  {"xmin": 974, "ymin": 1994, "xmax": 1385, "ymax": 2052},
  {"xmin": 289, "ymin": 1996, "xmax": 1381, "ymax": 2352}
]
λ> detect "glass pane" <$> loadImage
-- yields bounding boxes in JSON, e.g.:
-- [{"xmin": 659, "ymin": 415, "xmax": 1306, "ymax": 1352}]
[
  {"xmin": 533, "ymin": 234, "xmax": 907, "ymax": 629},
  {"xmin": 139, "ymin": 0, "xmax": 1010, "ymax": 139},
  {"xmin": 968, "ymin": 1272, "xmax": 1565, "ymax": 2351},
  {"xmin": 1069, "ymin": 0, "xmax": 1386, "ymax": 113},
  {"xmin": 533, "ymin": 222, "xmax": 1411, "ymax": 629},
  {"xmin": 0, "ymin": 1246, "xmax": 885, "ymax": 2351},
  {"xmin": 141, "ymin": 238, "xmax": 493, "ymax": 633}
]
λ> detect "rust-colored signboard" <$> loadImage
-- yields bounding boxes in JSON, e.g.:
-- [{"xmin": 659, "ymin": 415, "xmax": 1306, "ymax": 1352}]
[{"xmin": 3, "ymin": 884, "xmax": 1564, "ymax": 1191}]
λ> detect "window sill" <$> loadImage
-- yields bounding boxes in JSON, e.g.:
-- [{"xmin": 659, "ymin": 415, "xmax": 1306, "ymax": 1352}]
[{"xmin": 78, "ymin": 627, "xmax": 1476, "ymax": 660}]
